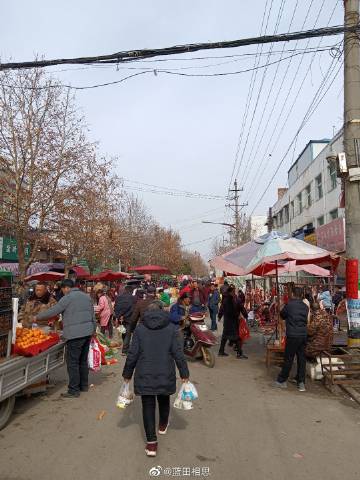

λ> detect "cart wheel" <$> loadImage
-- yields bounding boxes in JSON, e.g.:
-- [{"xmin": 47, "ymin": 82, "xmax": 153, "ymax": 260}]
[
  {"xmin": 0, "ymin": 395, "xmax": 15, "ymax": 430},
  {"xmin": 201, "ymin": 347, "xmax": 215, "ymax": 368}
]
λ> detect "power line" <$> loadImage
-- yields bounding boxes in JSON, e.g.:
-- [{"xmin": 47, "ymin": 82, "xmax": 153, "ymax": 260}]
[
  {"xmin": 250, "ymin": 52, "xmax": 343, "ymax": 216},
  {"xmin": 0, "ymin": 24, "xmax": 356, "ymax": 71},
  {"xmin": 243, "ymin": 0, "xmax": 340, "ymax": 198}
]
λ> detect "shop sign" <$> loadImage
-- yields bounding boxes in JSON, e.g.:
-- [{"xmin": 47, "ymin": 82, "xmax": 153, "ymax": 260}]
[
  {"xmin": 347, "ymin": 299, "xmax": 360, "ymax": 333},
  {"xmin": 304, "ymin": 233, "xmax": 317, "ymax": 245},
  {"xmin": 0, "ymin": 237, "xmax": 31, "ymax": 261},
  {"xmin": 316, "ymin": 218, "xmax": 345, "ymax": 253}
]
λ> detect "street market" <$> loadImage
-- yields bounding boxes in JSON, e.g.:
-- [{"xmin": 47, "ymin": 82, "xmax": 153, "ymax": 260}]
[{"xmin": 2, "ymin": 1, "xmax": 360, "ymax": 480}]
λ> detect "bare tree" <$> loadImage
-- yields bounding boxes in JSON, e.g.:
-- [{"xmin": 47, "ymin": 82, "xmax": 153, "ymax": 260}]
[{"xmin": 0, "ymin": 68, "xmax": 93, "ymax": 278}]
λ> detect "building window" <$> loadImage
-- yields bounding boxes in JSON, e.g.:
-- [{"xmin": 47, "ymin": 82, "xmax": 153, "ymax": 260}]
[
  {"xmin": 272, "ymin": 216, "xmax": 277, "ymax": 229},
  {"xmin": 315, "ymin": 174, "xmax": 323, "ymax": 200},
  {"xmin": 317, "ymin": 215, "xmax": 325, "ymax": 226},
  {"xmin": 305, "ymin": 183, "xmax": 312, "ymax": 208},
  {"xmin": 290, "ymin": 200, "xmax": 295, "ymax": 219},
  {"xmin": 284, "ymin": 205, "xmax": 289, "ymax": 224},
  {"xmin": 328, "ymin": 162, "xmax": 337, "ymax": 191},
  {"xmin": 329, "ymin": 208, "xmax": 338, "ymax": 220},
  {"xmin": 296, "ymin": 192, "xmax": 303, "ymax": 215}
]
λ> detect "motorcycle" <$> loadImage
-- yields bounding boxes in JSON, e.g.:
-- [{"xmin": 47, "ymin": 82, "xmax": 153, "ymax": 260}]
[{"xmin": 182, "ymin": 312, "xmax": 217, "ymax": 368}]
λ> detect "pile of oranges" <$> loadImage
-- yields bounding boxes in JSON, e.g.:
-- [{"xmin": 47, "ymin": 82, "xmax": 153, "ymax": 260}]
[{"xmin": 15, "ymin": 328, "xmax": 51, "ymax": 349}]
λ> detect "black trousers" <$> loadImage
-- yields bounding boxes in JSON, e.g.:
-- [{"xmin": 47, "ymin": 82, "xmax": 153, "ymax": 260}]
[
  {"xmin": 122, "ymin": 322, "xmax": 133, "ymax": 353},
  {"xmin": 66, "ymin": 336, "xmax": 92, "ymax": 395},
  {"xmin": 100, "ymin": 316, "xmax": 113, "ymax": 338},
  {"xmin": 277, "ymin": 336, "xmax": 307, "ymax": 384},
  {"xmin": 219, "ymin": 336, "xmax": 242, "ymax": 355},
  {"xmin": 141, "ymin": 395, "xmax": 170, "ymax": 442}
]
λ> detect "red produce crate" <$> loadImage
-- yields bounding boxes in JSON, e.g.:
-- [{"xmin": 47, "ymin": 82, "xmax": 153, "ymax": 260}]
[{"xmin": 14, "ymin": 333, "xmax": 60, "ymax": 357}]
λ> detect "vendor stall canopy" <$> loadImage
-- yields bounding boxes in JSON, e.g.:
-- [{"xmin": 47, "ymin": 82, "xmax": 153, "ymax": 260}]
[{"xmin": 130, "ymin": 265, "xmax": 171, "ymax": 274}]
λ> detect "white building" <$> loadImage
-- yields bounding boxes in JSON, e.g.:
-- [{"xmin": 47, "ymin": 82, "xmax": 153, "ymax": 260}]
[{"xmin": 270, "ymin": 131, "xmax": 345, "ymax": 255}]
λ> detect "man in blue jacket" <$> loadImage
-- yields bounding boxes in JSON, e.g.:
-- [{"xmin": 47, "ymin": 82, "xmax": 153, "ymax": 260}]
[
  {"xmin": 170, "ymin": 293, "xmax": 193, "ymax": 330},
  {"xmin": 35, "ymin": 279, "xmax": 96, "ymax": 398}
]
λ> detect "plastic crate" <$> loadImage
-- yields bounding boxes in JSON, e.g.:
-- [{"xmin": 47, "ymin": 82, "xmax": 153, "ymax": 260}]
[
  {"xmin": 14, "ymin": 333, "xmax": 60, "ymax": 357},
  {"xmin": 0, "ymin": 334, "xmax": 10, "ymax": 358},
  {"xmin": 0, "ymin": 288, "xmax": 12, "ymax": 310},
  {"xmin": 0, "ymin": 310, "xmax": 12, "ymax": 335}
]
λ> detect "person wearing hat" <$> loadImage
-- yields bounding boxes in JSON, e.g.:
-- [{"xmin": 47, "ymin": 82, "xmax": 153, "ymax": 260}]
[{"xmin": 34, "ymin": 279, "xmax": 96, "ymax": 398}]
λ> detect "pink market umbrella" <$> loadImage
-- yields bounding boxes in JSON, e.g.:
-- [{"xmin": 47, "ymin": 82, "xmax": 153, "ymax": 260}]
[
  {"xmin": 265, "ymin": 261, "xmax": 330, "ymax": 277},
  {"xmin": 24, "ymin": 271, "xmax": 65, "ymax": 282}
]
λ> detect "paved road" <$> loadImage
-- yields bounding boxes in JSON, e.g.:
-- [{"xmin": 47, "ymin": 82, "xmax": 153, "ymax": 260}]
[{"xmin": 1, "ymin": 334, "xmax": 360, "ymax": 480}]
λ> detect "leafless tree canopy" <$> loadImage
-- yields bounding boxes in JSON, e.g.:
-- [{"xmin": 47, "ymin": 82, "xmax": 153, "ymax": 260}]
[{"xmin": 0, "ymin": 68, "xmax": 208, "ymax": 278}]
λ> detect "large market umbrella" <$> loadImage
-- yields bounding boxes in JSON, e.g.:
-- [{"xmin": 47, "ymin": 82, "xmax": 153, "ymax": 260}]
[
  {"xmin": 245, "ymin": 237, "xmax": 338, "ymax": 276},
  {"xmin": 265, "ymin": 261, "xmax": 330, "ymax": 277},
  {"xmin": 24, "ymin": 271, "xmax": 65, "ymax": 282},
  {"xmin": 130, "ymin": 265, "xmax": 171, "ymax": 274},
  {"xmin": 70, "ymin": 265, "xmax": 90, "ymax": 279},
  {"xmin": 210, "ymin": 231, "xmax": 289, "ymax": 275},
  {"xmin": 90, "ymin": 270, "xmax": 129, "ymax": 281}
]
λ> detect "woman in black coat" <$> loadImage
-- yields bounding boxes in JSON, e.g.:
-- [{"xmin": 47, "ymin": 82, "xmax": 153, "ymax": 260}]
[
  {"xmin": 122, "ymin": 308, "xmax": 189, "ymax": 457},
  {"xmin": 218, "ymin": 286, "xmax": 247, "ymax": 359}
]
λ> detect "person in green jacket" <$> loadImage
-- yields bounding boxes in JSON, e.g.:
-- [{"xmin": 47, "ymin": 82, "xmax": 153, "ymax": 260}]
[{"xmin": 158, "ymin": 288, "xmax": 171, "ymax": 308}]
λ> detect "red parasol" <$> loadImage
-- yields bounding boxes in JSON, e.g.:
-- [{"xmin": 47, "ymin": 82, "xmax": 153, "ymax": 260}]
[
  {"xmin": 70, "ymin": 265, "xmax": 90, "ymax": 279},
  {"xmin": 130, "ymin": 265, "xmax": 171, "ymax": 274},
  {"xmin": 89, "ymin": 270, "xmax": 129, "ymax": 282},
  {"xmin": 24, "ymin": 271, "xmax": 65, "ymax": 282}
]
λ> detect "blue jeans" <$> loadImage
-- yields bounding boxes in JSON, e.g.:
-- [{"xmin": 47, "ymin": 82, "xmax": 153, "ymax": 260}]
[{"xmin": 209, "ymin": 308, "xmax": 218, "ymax": 330}]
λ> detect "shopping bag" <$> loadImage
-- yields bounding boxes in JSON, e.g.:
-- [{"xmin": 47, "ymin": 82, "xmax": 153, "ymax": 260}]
[
  {"xmin": 88, "ymin": 337, "xmax": 101, "ymax": 372},
  {"xmin": 116, "ymin": 382, "xmax": 134, "ymax": 409},
  {"xmin": 239, "ymin": 317, "xmax": 250, "ymax": 341},
  {"xmin": 173, "ymin": 382, "xmax": 198, "ymax": 410}
]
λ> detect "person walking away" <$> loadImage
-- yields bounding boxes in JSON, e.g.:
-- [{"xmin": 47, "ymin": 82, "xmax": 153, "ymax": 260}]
[
  {"xmin": 122, "ymin": 309, "xmax": 189, "ymax": 457},
  {"xmin": 114, "ymin": 285, "xmax": 136, "ymax": 355},
  {"xmin": 306, "ymin": 303, "xmax": 333, "ymax": 359},
  {"xmin": 220, "ymin": 280, "xmax": 229, "ymax": 296},
  {"xmin": 208, "ymin": 284, "xmax": 220, "ymax": 331},
  {"xmin": 96, "ymin": 289, "xmax": 114, "ymax": 338},
  {"xmin": 34, "ymin": 279, "xmax": 96, "ymax": 398},
  {"xmin": 274, "ymin": 287, "xmax": 309, "ymax": 392},
  {"xmin": 218, "ymin": 286, "xmax": 247, "ymax": 359},
  {"xmin": 18, "ymin": 281, "xmax": 58, "ymax": 328},
  {"xmin": 130, "ymin": 285, "xmax": 159, "ymax": 329}
]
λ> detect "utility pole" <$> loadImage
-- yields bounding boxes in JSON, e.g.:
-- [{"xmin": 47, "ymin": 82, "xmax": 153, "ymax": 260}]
[
  {"xmin": 344, "ymin": 0, "xmax": 360, "ymax": 269},
  {"xmin": 344, "ymin": 0, "xmax": 360, "ymax": 346},
  {"xmin": 228, "ymin": 180, "xmax": 248, "ymax": 246}
]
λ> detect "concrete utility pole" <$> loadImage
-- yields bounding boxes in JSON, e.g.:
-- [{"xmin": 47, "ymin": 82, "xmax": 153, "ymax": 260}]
[
  {"xmin": 344, "ymin": 0, "xmax": 360, "ymax": 272},
  {"xmin": 228, "ymin": 180, "xmax": 248, "ymax": 246}
]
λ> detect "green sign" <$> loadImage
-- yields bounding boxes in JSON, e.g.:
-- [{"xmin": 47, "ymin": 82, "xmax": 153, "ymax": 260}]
[{"xmin": 0, "ymin": 237, "xmax": 30, "ymax": 261}]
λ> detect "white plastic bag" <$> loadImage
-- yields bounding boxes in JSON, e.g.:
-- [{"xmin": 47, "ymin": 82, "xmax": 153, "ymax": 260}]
[
  {"xmin": 173, "ymin": 382, "xmax": 198, "ymax": 410},
  {"xmin": 116, "ymin": 382, "xmax": 134, "ymax": 409},
  {"xmin": 88, "ymin": 337, "xmax": 101, "ymax": 372},
  {"xmin": 181, "ymin": 382, "xmax": 198, "ymax": 401}
]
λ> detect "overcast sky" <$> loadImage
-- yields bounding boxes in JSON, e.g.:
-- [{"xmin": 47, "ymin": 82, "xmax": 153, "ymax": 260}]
[{"xmin": 1, "ymin": 0, "xmax": 344, "ymax": 259}]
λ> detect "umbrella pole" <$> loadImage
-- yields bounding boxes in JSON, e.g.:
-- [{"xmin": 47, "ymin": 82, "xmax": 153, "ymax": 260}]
[{"xmin": 275, "ymin": 260, "xmax": 280, "ymax": 340}]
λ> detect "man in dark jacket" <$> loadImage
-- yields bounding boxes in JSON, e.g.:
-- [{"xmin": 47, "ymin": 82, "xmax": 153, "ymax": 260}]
[
  {"xmin": 123, "ymin": 309, "xmax": 189, "ymax": 457},
  {"xmin": 35, "ymin": 279, "xmax": 96, "ymax": 398},
  {"xmin": 189, "ymin": 281, "xmax": 207, "ymax": 313},
  {"xmin": 275, "ymin": 287, "xmax": 309, "ymax": 392},
  {"xmin": 130, "ymin": 285, "xmax": 158, "ymax": 329},
  {"xmin": 208, "ymin": 284, "xmax": 220, "ymax": 331},
  {"xmin": 114, "ymin": 285, "xmax": 136, "ymax": 355}
]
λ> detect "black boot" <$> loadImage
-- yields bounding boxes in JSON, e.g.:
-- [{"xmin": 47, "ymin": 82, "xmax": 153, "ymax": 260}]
[{"xmin": 218, "ymin": 338, "xmax": 229, "ymax": 356}]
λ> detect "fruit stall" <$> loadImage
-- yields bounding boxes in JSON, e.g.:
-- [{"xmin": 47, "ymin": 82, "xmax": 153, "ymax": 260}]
[{"xmin": 0, "ymin": 277, "xmax": 65, "ymax": 430}]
